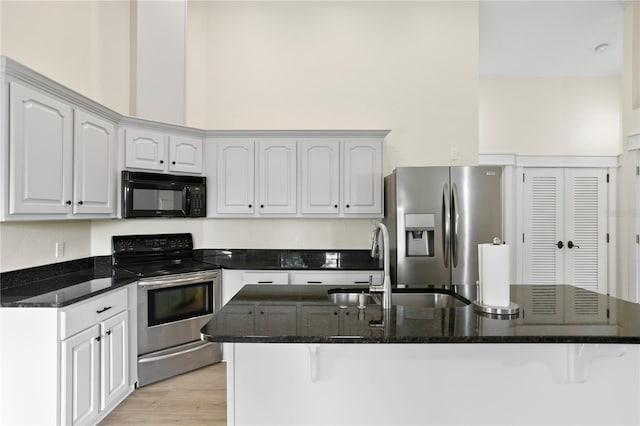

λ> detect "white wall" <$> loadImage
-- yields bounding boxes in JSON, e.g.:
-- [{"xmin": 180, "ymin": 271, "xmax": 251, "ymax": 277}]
[
  {"xmin": 0, "ymin": 221, "xmax": 92, "ymax": 271},
  {"xmin": 480, "ymin": 76, "xmax": 621, "ymax": 155},
  {"xmin": 0, "ymin": 0, "xmax": 130, "ymax": 115},
  {"xmin": 187, "ymin": 1, "xmax": 480, "ymax": 171}
]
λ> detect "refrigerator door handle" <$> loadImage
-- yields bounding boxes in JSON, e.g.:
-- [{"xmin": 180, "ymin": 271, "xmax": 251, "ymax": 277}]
[
  {"xmin": 442, "ymin": 183, "xmax": 450, "ymax": 268},
  {"xmin": 451, "ymin": 182, "xmax": 459, "ymax": 268}
]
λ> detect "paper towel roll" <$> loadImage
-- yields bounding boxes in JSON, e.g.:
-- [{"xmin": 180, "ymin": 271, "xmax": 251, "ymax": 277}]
[{"xmin": 478, "ymin": 243, "xmax": 510, "ymax": 307}]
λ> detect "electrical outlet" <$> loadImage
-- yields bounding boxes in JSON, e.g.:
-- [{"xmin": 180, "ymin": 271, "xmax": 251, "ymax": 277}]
[
  {"xmin": 55, "ymin": 242, "xmax": 65, "ymax": 258},
  {"xmin": 450, "ymin": 147, "xmax": 459, "ymax": 161}
]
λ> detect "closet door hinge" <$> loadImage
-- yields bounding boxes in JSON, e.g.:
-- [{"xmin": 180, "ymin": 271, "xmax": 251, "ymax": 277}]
[
  {"xmin": 606, "ymin": 173, "xmax": 609, "ymax": 183},
  {"xmin": 636, "ymin": 166, "xmax": 639, "ymax": 176},
  {"xmin": 522, "ymin": 233, "xmax": 525, "ymax": 243},
  {"xmin": 606, "ymin": 233, "xmax": 610, "ymax": 243},
  {"xmin": 637, "ymin": 235, "xmax": 639, "ymax": 244},
  {"xmin": 522, "ymin": 173, "xmax": 525, "ymax": 183}
]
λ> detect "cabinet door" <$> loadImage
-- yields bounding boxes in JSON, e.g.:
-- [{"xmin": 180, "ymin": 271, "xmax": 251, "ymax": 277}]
[
  {"xmin": 257, "ymin": 140, "xmax": 297, "ymax": 214},
  {"xmin": 300, "ymin": 140, "xmax": 340, "ymax": 214},
  {"xmin": 169, "ymin": 135, "xmax": 203, "ymax": 174},
  {"xmin": 9, "ymin": 82, "xmax": 73, "ymax": 214},
  {"xmin": 100, "ymin": 310, "xmax": 129, "ymax": 412},
  {"xmin": 73, "ymin": 110, "xmax": 115, "ymax": 215},
  {"xmin": 124, "ymin": 128, "xmax": 166, "ymax": 171},
  {"xmin": 522, "ymin": 168, "xmax": 565, "ymax": 285},
  {"xmin": 61, "ymin": 324, "xmax": 100, "ymax": 426},
  {"xmin": 563, "ymin": 169, "xmax": 608, "ymax": 293},
  {"xmin": 342, "ymin": 139, "xmax": 382, "ymax": 215},
  {"xmin": 216, "ymin": 139, "xmax": 255, "ymax": 214}
]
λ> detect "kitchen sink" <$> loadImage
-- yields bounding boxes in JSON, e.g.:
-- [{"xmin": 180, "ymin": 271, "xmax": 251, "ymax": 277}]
[
  {"xmin": 327, "ymin": 288, "xmax": 470, "ymax": 308},
  {"xmin": 328, "ymin": 291, "xmax": 381, "ymax": 306}
]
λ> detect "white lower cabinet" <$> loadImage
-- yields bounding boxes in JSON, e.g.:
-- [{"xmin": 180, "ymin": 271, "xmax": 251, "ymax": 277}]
[
  {"xmin": 0, "ymin": 286, "xmax": 135, "ymax": 426},
  {"xmin": 61, "ymin": 300, "xmax": 129, "ymax": 425}
]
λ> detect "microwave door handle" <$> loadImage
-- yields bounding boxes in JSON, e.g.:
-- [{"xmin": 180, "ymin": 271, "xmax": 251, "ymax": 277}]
[{"xmin": 184, "ymin": 187, "xmax": 191, "ymax": 216}]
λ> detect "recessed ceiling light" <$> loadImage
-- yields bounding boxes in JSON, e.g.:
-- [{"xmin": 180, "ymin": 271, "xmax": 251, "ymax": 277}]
[{"xmin": 594, "ymin": 43, "xmax": 610, "ymax": 53}]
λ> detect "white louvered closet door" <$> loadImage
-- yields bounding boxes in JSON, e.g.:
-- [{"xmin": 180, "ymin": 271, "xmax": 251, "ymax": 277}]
[
  {"xmin": 522, "ymin": 168, "xmax": 608, "ymax": 294},
  {"xmin": 522, "ymin": 168, "xmax": 565, "ymax": 285},
  {"xmin": 563, "ymin": 169, "xmax": 608, "ymax": 293}
]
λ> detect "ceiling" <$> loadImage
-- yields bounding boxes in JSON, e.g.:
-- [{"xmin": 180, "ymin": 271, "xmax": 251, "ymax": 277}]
[{"xmin": 479, "ymin": 0, "xmax": 627, "ymax": 76}]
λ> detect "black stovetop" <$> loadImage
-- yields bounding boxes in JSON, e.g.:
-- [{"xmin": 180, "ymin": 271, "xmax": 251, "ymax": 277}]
[{"xmin": 112, "ymin": 233, "xmax": 219, "ymax": 278}]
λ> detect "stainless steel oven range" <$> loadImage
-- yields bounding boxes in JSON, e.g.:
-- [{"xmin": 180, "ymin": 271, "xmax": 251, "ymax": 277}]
[{"xmin": 112, "ymin": 233, "xmax": 221, "ymax": 387}]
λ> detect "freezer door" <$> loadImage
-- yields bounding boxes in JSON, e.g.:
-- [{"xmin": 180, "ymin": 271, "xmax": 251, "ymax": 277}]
[
  {"xmin": 394, "ymin": 167, "xmax": 451, "ymax": 287},
  {"xmin": 450, "ymin": 166, "xmax": 503, "ymax": 287}
]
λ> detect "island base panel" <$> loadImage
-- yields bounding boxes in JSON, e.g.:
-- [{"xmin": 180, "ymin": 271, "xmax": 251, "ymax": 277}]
[{"xmin": 227, "ymin": 343, "xmax": 639, "ymax": 425}]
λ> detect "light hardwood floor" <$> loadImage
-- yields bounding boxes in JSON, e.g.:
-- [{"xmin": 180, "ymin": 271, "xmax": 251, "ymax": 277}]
[{"xmin": 100, "ymin": 363, "xmax": 226, "ymax": 425}]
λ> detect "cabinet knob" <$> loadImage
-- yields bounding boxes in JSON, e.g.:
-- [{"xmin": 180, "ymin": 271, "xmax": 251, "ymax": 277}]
[
  {"xmin": 334, "ymin": 205, "xmax": 338, "ymax": 208},
  {"xmin": 159, "ymin": 160, "xmax": 164, "ymax": 164},
  {"xmin": 260, "ymin": 204, "xmax": 264, "ymax": 208},
  {"xmin": 260, "ymin": 311, "xmax": 265, "ymax": 315},
  {"xmin": 106, "ymin": 330, "xmax": 112, "ymax": 335},
  {"xmin": 65, "ymin": 200, "xmax": 72, "ymax": 205},
  {"xmin": 78, "ymin": 201, "xmax": 83, "ymax": 205},
  {"xmin": 556, "ymin": 241, "xmax": 564, "ymax": 249},
  {"xmin": 346, "ymin": 204, "xmax": 350, "ymax": 208},
  {"xmin": 248, "ymin": 310, "xmax": 253, "ymax": 315},
  {"xmin": 567, "ymin": 241, "xmax": 580, "ymax": 249},
  {"xmin": 172, "ymin": 161, "xmax": 176, "ymax": 165},
  {"xmin": 95, "ymin": 336, "xmax": 101, "ymax": 342},
  {"xmin": 248, "ymin": 204, "xmax": 252, "ymax": 208}
]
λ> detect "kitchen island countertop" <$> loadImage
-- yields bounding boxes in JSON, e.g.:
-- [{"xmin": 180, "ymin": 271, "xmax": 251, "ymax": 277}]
[{"xmin": 201, "ymin": 284, "xmax": 640, "ymax": 344}]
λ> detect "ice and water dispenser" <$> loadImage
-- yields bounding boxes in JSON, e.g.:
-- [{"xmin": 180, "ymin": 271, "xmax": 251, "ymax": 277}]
[{"xmin": 404, "ymin": 213, "xmax": 435, "ymax": 257}]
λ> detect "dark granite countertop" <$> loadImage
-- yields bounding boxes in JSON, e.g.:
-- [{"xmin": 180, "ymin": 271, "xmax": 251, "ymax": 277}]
[
  {"xmin": 1, "ymin": 250, "xmax": 380, "ymax": 308},
  {"xmin": 0, "ymin": 256, "xmax": 138, "ymax": 308},
  {"xmin": 201, "ymin": 284, "xmax": 640, "ymax": 344},
  {"xmin": 195, "ymin": 249, "xmax": 381, "ymax": 270}
]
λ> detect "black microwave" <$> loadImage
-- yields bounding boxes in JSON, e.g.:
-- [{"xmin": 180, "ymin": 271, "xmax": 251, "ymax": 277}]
[{"xmin": 121, "ymin": 171, "xmax": 206, "ymax": 218}]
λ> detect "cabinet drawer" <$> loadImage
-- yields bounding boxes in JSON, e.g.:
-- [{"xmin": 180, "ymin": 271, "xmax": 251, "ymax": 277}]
[
  {"xmin": 60, "ymin": 288, "xmax": 128, "ymax": 340},
  {"xmin": 243, "ymin": 272, "xmax": 289, "ymax": 285},
  {"xmin": 291, "ymin": 271, "xmax": 382, "ymax": 286}
]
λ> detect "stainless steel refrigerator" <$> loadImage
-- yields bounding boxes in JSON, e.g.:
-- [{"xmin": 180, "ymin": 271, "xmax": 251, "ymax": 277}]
[{"xmin": 383, "ymin": 166, "xmax": 502, "ymax": 298}]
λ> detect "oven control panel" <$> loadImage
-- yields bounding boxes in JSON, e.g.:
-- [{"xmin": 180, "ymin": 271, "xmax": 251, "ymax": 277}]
[{"xmin": 112, "ymin": 233, "xmax": 194, "ymax": 254}]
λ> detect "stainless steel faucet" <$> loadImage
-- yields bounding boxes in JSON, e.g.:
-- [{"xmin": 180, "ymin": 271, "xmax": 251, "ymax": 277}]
[{"xmin": 370, "ymin": 222, "xmax": 392, "ymax": 309}]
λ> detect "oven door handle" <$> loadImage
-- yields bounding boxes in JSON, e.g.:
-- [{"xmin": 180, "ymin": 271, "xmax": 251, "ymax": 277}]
[
  {"xmin": 138, "ymin": 343, "xmax": 214, "ymax": 364},
  {"xmin": 138, "ymin": 272, "xmax": 218, "ymax": 289}
]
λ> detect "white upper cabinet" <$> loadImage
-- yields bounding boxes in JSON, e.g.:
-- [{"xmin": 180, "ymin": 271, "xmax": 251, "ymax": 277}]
[
  {"xmin": 342, "ymin": 139, "xmax": 382, "ymax": 215},
  {"xmin": 8, "ymin": 81, "xmax": 115, "ymax": 218},
  {"xmin": 216, "ymin": 139, "xmax": 255, "ymax": 214},
  {"xmin": 73, "ymin": 110, "xmax": 115, "ymax": 215},
  {"xmin": 300, "ymin": 140, "xmax": 340, "ymax": 215},
  {"xmin": 300, "ymin": 138, "xmax": 383, "ymax": 216},
  {"xmin": 208, "ymin": 132, "xmax": 386, "ymax": 218},
  {"xmin": 9, "ymin": 82, "xmax": 73, "ymax": 214},
  {"xmin": 521, "ymin": 167, "xmax": 608, "ymax": 293},
  {"xmin": 257, "ymin": 140, "xmax": 297, "ymax": 215},
  {"xmin": 124, "ymin": 128, "xmax": 166, "ymax": 171},
  {"xmin": 124, "ymin": 128, "xmax": 203, "ymax": 174},
  {"xmin": 169, "ymin": 135, "xmax": 203, "ymax": 174}
]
